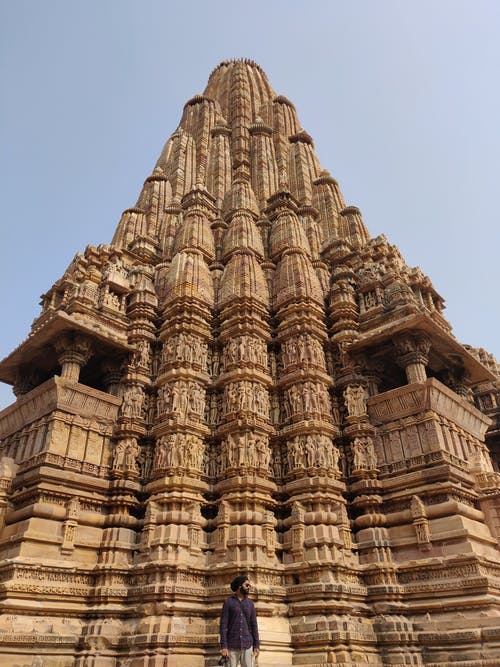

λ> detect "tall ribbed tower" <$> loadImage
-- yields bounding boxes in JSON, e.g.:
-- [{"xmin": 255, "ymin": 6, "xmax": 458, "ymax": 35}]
[{"xmin": 0, "ymin": 60, "xmax": 499, "ymax": 667}]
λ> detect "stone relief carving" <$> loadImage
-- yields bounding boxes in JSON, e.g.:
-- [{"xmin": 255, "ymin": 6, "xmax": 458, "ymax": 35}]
[
  {"xmin": 281, "ymin": 334, "xmax": 325, "ymax": 367},
  {"xmin": 99, "ymin": 285, "xmax": 126, "ymax": 312},
  {"xmin": 120, "ymin": 385, "xmax": 145, "ymax": 419},
  {"xmin": 344, "ymin": 385, "xmax": 367, "ymax": 417},
  {"xmin": 209, "ymin": 348, "xmax": 220, "ymax": 376},
  {"xmin": 221, "ymin": 336, "xmax": 268, "ymax": 369},
  {"xmin": 271, "ymin": 444, "xmax": 283, "ymax": 479},
  {"xmin": 156, "ymin": 381, "xmax": 205, "ymax": 419},
  {"xmin": 222, "ymin": 381, "xmax": 269, "ymax": 418},
  {"xmin": 218, "ymin": 432, "xmax": 271, "ymax": 472},
  {"xmin": 161, "ymin": 333, "xmax": 208, "ymax": 369},
  {"xmin": 112, "ymin": 437, "xmax": 141, "ymax": 476},
  {"xmin": 153, "ymin": 433, "xmax": 205, "ymax": 472},
  {"xmin": 283, "ymin": 382, "xmax": 330, "ymax": 418},
  {"xmin": 137, "ymin": 445, "xmax": 154, "ymax": 480},
  {"xmin": 132, "ymin": 340, "xmax": 151, "ymax": 370},
  {"xmin": 286, "ymin": 435, "xmax": 340, "ymax": 474},
  {"xmin": 350, "ymin": 436, "xmax": 378, "ymax": 471}
]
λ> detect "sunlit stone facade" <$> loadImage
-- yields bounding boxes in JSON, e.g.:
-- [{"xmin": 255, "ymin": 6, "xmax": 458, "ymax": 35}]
[{"xmin": 0, "ymin": 60, "xmax": 499, "ymax": 666}]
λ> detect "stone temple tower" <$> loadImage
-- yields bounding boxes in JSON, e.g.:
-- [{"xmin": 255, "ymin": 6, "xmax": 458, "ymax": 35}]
[{"xmin": 0, "ymin": 60, "xmax": 499, "ymax": 667}]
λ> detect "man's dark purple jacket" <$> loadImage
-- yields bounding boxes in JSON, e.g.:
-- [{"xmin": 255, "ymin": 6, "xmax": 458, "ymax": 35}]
[{"xmin": 220, "ymin": 595, "xmax": 260, "ymax": 650}]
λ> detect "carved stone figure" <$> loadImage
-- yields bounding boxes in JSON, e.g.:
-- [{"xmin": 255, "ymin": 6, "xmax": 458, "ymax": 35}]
[
  {"xmin": 352, "ymin": 437, "xmax": 367, "ymax": 469},
  {"xmin": 344, "ymin": 385, "xmax": 367, "ymax": 417}
]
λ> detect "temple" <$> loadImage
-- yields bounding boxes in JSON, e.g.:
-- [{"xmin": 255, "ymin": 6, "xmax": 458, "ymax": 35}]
[{"xmin": 0, "ymin": 59, "xmax": 499, "ymax": 666}]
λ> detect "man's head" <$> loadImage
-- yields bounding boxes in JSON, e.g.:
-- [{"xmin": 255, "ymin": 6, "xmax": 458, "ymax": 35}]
[{"xmin": 230, "ymin": 574, "xmax": 250, "ymax": 596}]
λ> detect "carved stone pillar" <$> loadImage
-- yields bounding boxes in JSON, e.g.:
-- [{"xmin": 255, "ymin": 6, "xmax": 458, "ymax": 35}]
[
  {"xmin": 394, "ymin": 332, "xmax": 431, "ymax": 384},
  {"xmin": 13, "ymin": 367, "xmax": 42, "ymax": 396},
  {"xmin": 54, "ymin": 334, "xmax": 93, "ymax": 382},
  {"xmin": 102, "ymin": 359, "xmax": 123, "ymax": 395},
  {"xmin": 442, "ymin": 367, "xmax": 473, "ymax": 402}
]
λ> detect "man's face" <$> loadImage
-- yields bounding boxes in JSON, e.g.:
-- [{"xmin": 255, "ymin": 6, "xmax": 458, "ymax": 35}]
[{"xmin": 240, "ymin": 580, "xmax": 251, "ymax": 596}]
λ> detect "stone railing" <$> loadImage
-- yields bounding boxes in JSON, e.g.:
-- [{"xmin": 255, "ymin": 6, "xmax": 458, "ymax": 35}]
[
  {"xmin": 0, "ymin": 377, "xmax": 121, "ymax": 438},
  {"xmin": 17, "ymin": 451, "xmax": 110, "ymax": 479},
  {"xmin": 377, "ymin": 449, "xmax": 468, "ymax": 477},
  {"xmin": 368, "ymin": 378, "xmax": 491, "ymax": 440}
]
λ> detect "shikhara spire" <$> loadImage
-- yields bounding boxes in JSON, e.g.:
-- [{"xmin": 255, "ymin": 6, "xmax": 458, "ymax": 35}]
[{"xmin": 0, "ymin": 60, "xmax": 498, "ymax": 667}]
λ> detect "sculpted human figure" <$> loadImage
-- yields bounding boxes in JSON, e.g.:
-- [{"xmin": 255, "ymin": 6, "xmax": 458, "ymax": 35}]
[
  {"xmin": 316, "ymin": 440, "xmax": 327, "ymax": 467},
  {"xmin": 255, "ymin": 436, "xmax": 269, "ymax": 469},
  {"xmin": 250, "ymin": 383, "xmax": 259, "ymax": 413},
  {"xmin": 200, "ymin": 341, "xmax": 208, "ymax": 370},
  {"xmin": 211, "ymin": 349, "xmax": 219, "ymax": 376},
  {"xmin": 216, "ymin": 448, "xmax": 223, "ymax": 475},
  {"xmin": 185, "ymin": 435, "xmax": 196, "ymax": 468},
  {"xmin": 227, "ymin": 339, "xmax": 237, "ymax": 364},
  {"xmin": 124, "ymin": 438, "xmax": 140, "ymax": 474},
  {"xmin": 180, "ymin": 383, "xmax": 189, "ymax": 415},
  {"xmin": 289, "ymin": 339, "xmax": 296, "ymax": 365},
  {"xmin": 112, "ymin": 440, "xmax": 126, "ymax": 472},
  {"xmin": 170, "ymin": 434, "xmax": 181, "ymax": 467},
  {"xmin": 297, "ymin": 335, "xmax": 306, "ymax": 363},
  {"xmin": 246, "ymin": 433, "xmax": 257, "ymax": 467},
  {"xmin": 208, "ymin": 448, "xmax": 217, "ymax": 477},
  {"xmin": 154, "ymin": 438, "xmax": 168, "ymax": 470},
  {"xmin": 175, "ymin": 334, "xmax": 183, "ymax": 361},
  {"xmin": 138, "ymin": 340, "xmax": 151, "ymax": 368},
  {"xmin": 344, "ymin": 385, "xmax": 367, "ymax": 417},
  {"xmin": 219, "ymin": 440, "xmax": 227, "ymax": 471},
  {"xmin": 330, "ymin": 443, "xmax": 340, "ymax": 472},
  {"xmin": 120, "ymin": 389, "xmax": 134, "ymax": 417},
  {"xmin": 236, "ymin": 434, "xmax": 246, "ymax": 466},
  {"xmin": 270, "ymin": 394, "xmax": 280, "ymax": 423},
  {"xmin": 272, "ymin": 447, "xmax": 282, "ymax": 478},
  {"xmin": 280, "ymin": 340, "xmax": 289, "ymax": 367},
  {"xmin": 303, "ymin": 383, "xmax": 312, "ymax": 413},
  {"xmin": 247, "ymin": 337, "xmax": 256, "ymax": 363},
  {"xmin": 172, "ymin": 384, "xmax": 181, "ymax": 413},
  {"xmin": 139, "ymin": 446, "xmax": 153, "ymax": 480},
  {"xmin": 226, "ymin": 434, "xmax": 237, "ymax": 467},
  {"xmin": 228, "ymin": 383, "xmax": 238, "ymax": 413},
  {"xmin": 365, "ymin": 437, "xmax": 378, "ymax": 469},
  {"xmin": 238, "ymin": 336, "xmax": 246, "ymax": 361},
  {"xmin": 185, "ymin": 335, "xmax": 194, "ymax": 364},
  {"xmin": 197, "ymin": 385, "xmax": 206, "ymax": 416},
  {"xmin": 290, "ymin": 437, "xmax": 303, "ymax": 469},
  {"xmin": 289, "ymin": 386, "xmax": 301, "ymax": 414},
  {"xmin": 305, "ymin": 436, "xmax": 316, "ymax": 467},
  {"xmin": 286, "ymin": 438, "xmax": 296, "ymax": 471},
  {"xmin": 188, "ymin": 385, "xmax": 197, "ymax": 415},
  {"xmin": 352, "ymin": 437, "xmax": 366, "ymax": 469},
  {"xmin": 209, "ymin": 393, "xmax": 218, "ymax": 423}
]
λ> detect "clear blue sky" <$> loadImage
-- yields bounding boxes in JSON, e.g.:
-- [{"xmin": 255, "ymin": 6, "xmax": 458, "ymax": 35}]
[{"xmin": 1, "ymin": 0, "xmax": 499, "ymax": 409}]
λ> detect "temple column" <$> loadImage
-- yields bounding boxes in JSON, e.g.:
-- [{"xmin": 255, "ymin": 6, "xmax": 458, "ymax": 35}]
[
  {"xmin": 54, "ymin": 333, "xmax": 93, "ymax": 382},
  {"xmin": 394, "ymin": 332, "xmax": 431, "ymax": 384}
]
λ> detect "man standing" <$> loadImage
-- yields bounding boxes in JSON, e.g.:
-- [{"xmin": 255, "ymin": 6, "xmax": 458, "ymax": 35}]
[{"xmin": 219, "ymin": 575, "xmax": 260, "ymax": 666}]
